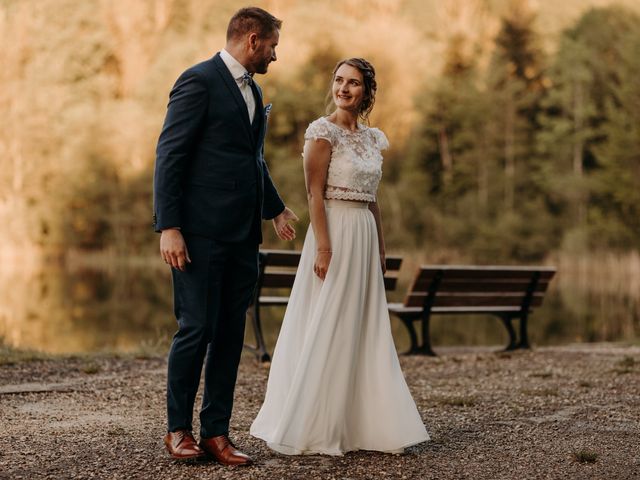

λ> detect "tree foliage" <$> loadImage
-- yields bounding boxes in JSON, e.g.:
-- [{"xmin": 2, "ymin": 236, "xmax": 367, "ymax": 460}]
[{"xmin": 1, "ymin": 1, "xmax": 639, "ymax": 261}]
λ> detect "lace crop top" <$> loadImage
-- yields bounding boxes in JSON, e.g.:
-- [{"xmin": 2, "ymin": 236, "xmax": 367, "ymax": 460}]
[{"xmin": 304, "ymin": 117, "xmax": 389, "ymax": 202}]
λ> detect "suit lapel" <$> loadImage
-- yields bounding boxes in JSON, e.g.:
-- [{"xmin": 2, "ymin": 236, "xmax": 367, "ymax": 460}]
[
  {"xmin": 252, "ymin": 82, "xmax": 266, "ymax": 147},
  {"xmin": 212, "ymin": 53, "xmax": 253, "ymax": 141},
  {"xmin": 252, "ymin": 82, "xmax": 264, "ymax": 117}
]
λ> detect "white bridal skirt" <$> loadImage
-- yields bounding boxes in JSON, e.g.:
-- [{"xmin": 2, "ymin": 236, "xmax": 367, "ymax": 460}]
[{"xmin": 250, "ymin": 199, "xmax": 429, "ymax": 455}]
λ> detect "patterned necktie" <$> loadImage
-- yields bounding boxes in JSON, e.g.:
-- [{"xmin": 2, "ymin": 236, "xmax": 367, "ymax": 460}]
[
  {"xmin": 240, "ymin": 72, "xmax": 257, "ymax": 123},
  {"xmin": 241, "ymin": 72, "xmax": 253, "ymax": 86}
]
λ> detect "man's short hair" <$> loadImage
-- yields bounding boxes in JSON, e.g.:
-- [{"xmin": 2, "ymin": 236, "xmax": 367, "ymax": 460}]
[{"xmin": 226, "ymin": 7, "xmax": 282, "ymax": 40}]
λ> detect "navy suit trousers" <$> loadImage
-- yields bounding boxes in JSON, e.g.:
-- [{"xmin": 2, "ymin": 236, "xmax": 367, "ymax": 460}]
[{"xmin": 166, "ymin": 233, "xmax": 258, "ymax": 438}]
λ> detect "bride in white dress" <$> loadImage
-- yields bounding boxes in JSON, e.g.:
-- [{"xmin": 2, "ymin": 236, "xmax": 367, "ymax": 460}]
[{"xmin": 250, "ymin": 58, "xmax": 429, "ymax": 455}]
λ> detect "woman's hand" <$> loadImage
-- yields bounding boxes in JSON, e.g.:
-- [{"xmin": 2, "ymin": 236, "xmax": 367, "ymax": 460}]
[
  {"xmin": 313, "ymin": 251, "xmax": 332, "ymax": 280},
  {"xmin": 380, "ymin": 251, "xmax": 386, "ymax": 275}
]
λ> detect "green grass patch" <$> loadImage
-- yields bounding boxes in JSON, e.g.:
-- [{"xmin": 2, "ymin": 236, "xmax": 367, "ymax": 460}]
[
  {"xmin": 107, "ymin": 426, "xmax": 126, "ymax": 436},
  {"xmin": 438, "ymin": 396, "xmax": 477, "ymax": 407},
  {"xmin": 611, "ymin": 357, "xmax": 636, "ymax": 375},
  {"xmin": 617, "ymin": 356, "xmax": 636, "ymax": 369},
  {"xmin": 80, "ymin": 361, "xmax": 101, "ymax": 374},
  {"xmin": 0, "ymin": 345, "xmax": 53, "ymax": 366},
  {"xmin": 0, "ymin": 337, "xmax": 167, "ymax": 367},
  {"xmin": 612, "ymin": 367, "xmax": 633, "ymax": 375},
  {"xmin": 573, "ymin": 450, "xmax": 598, "ymax": 463},
  {"xmin": 132, "ymin": 336, "xmax": 169, "ymax": 359},
  {"xmin": 521, "ymin": 387, "xmax": 559, "ymax": 397}
]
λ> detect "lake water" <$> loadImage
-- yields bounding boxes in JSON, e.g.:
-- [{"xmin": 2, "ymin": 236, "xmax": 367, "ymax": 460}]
[{"xmin": 1, "ymin": 253, "xmax": 638, "ymax": 354}]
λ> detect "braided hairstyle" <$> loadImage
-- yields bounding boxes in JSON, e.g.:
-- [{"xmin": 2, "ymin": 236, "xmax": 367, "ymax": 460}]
[{"xmin": 327, "ymin": 58, "xmax": 377, "ymax": 123}]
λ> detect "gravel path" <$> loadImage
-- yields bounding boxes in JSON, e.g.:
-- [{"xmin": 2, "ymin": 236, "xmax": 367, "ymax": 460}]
[{"xmin": 1, "ymin": 344, "xmax": 639, "ymax": 479}]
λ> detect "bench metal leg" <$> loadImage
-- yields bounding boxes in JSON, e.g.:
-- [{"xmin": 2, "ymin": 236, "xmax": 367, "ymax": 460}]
[
  {"xmin": 517, "ymin": 314, "xmax": 530, "ymax": 349},
  {"xmin": 397, "ymin": 314, "xmax": 420, "ymax": 355},
  {"xmin": 393, "ymin": 312, "xmax": 436, "ymax": 356},
  {"xmin": 418, "ymin": 313, "xmax": 437, "ymax": 356},
  {"xmin": 243, "ymin": 252, "xmax": 271, "ymax": 362},
  {"xmin": 244, "ymin": 304, "xmax": 271, "ymax": 362},
  {"xmin": 253, "ymin": 304, "xmax": 271, "ymax": 362},
  {"xmin": 499, "ymin": 315, "xmax": 518, "ymax": 351}
]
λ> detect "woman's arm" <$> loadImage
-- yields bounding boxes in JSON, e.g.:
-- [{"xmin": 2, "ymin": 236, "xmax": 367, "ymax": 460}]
[
  {"xmin": 368, "ymin": 201, "xmax": 386, "ymax": 274},
  {"xmin": 303, "ymin": 138, "xmax": 332, "ymax": 280}
]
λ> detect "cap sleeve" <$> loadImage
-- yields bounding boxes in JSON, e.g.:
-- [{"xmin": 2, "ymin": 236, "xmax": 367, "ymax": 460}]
[
  {"xmin": 372, "ymin": 128, "xmax": 389, "ymax": 150},
  {"xmin": 304, "ymin": 118, "xmax": 333, "ymax": 145}
]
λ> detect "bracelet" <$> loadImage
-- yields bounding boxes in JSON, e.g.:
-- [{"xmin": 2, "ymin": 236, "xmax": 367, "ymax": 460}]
[{"xmin": 317, "ymin": 249, "xmax": 332, "ymax": 253}]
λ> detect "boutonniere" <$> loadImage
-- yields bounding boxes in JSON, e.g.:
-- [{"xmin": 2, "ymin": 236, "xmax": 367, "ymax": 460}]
[{"xmin": 265, "ymin": 103, "xmax": 273, "ymax": 120}]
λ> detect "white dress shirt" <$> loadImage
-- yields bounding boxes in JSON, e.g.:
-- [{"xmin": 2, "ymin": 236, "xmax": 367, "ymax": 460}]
[{"xmin": 220, "ymin": 49, "xmax": 256, "ymax": 121}]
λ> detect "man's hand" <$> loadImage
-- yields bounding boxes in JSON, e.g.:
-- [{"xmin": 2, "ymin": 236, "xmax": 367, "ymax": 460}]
[
  {"xmin": 272, "ymin": 207, "xmax": 299, "ymax": 241},
  {"xmin": 160, "ymin": 228, "xmax": 191, "ymax": 271}
]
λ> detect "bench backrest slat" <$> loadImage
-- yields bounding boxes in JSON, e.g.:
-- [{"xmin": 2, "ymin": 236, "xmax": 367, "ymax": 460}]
[
  {"xmin": 413, "ymin": 279, "xmax": 552, "ymax": 293},
  {"xmin": 261, "ymin": 250, "xmax": 302, "ymax": 268},
  {"xmin": 383, "ymin": 255, "xmax": 402, "ymax": 291},
  {"xmin": 258, "ymin": 250, "xmax": 402, "ymax": 293},
  {"xmin": 405, "ymin": 292, "xmax": 545, "ymax": 308},
  {"xmin": 404, "ymin": 265, "xmax": 556, "ymax": 310},
  {"xmin": 260, "ymin": 271, "xmax": 297, "ymax": 288},
  {"xmin": 415, "ymin": 267, "xmax": 556, "ymax": 282},
  {"xmin": 384, "ymin": 276, "xmax": 398, "ymax": 290},
  {"xmin": 385, "ymin": 256, "xmax": 402, "ymax": 271}
]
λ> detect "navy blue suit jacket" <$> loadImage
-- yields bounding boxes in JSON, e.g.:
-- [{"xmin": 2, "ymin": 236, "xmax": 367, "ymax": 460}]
[{"xmin": 153, "ymin": 53, "xmax": 285, "ymax": 243}]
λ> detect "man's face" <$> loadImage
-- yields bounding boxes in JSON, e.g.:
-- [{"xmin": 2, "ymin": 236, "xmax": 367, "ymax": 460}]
[{"xmin": 250, "ymin": 29, "xmax": 279, "ymax": 75}]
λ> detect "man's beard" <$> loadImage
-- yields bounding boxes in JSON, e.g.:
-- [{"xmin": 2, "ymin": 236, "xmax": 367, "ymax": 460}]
[{"xmin": 255, "ymin": 59, "xmax": 270, "ymax": 75}]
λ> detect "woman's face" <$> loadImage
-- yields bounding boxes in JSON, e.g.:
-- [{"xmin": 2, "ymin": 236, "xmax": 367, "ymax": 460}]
[{"xmin": 332, "ymin": 64, "xmax": 364, "ymax": 113}]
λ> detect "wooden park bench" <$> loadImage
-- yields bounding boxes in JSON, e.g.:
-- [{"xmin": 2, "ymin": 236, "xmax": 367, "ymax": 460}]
[
  {"xmin": 245, "ymin": 249, "xmax": 403, "ymax": 362},
  {"xmin": 388, "ymin": 265, "xmax": 556, "ymax": 356}
]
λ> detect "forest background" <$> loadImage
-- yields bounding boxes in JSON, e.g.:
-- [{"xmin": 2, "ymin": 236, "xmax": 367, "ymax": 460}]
[{"xmin": 1, "ymin": 0, "xmax": 639, "ymax": 267}]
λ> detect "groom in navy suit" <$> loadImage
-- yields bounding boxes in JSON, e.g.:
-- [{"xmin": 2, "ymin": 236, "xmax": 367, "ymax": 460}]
[{"xmin": 153, "ymin": 7, "xmax": 297, "ymax": 465}]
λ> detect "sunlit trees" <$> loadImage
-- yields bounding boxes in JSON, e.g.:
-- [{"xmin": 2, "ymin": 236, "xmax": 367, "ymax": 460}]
[
  {"xmin": 0, "ymin": 0, "xmax": 639, "ymax": 261},
  {"xmin": 537, "ymin": 6, "xmax": 640, "ymax": 250}
]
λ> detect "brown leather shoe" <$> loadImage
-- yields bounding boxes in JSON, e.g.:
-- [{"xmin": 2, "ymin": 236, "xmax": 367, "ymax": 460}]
[
  {"xmin": 199, "ymin": 435, "xmax": 253, "ymax": 466},
  {"xmin": 164, "ymin": 430, "xmax": 205, "ymax": 460}
]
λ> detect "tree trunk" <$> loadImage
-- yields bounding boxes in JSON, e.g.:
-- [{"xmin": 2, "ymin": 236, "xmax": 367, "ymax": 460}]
[
  {"xmin": 478, "ymin": 135, "xmax": 489, "ymax": 213},
  {"xmin": 438, "ymin": 127, "xmax": 453, "ymax": 187},
  {"xmin": 573, "ymin": 80, "xmax": 585, "ymax": 225},
  {"xmin": 504, "ymin": 95, "xmax": 516, "ymax": 210}
]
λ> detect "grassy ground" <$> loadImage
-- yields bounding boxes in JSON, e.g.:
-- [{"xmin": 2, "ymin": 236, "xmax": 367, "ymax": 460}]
[{"xmin": 1, "ymin": 343, "xmax": 639, "ymax": 479}]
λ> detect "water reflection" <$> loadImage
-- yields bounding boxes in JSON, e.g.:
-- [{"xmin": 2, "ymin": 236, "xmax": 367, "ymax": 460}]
[
  {"xmin": 0, "ymin": 254, "xmax": 638, "ymax": 354},
  {"xmin": 0, "ymin": 265, "xmax": 175, "ymax": 353}
]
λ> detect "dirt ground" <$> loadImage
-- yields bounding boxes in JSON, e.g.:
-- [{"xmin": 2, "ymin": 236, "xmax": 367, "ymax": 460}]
[{"xmin": 1, "ymin": 343, "xmax": 639, "ymax": 480}]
